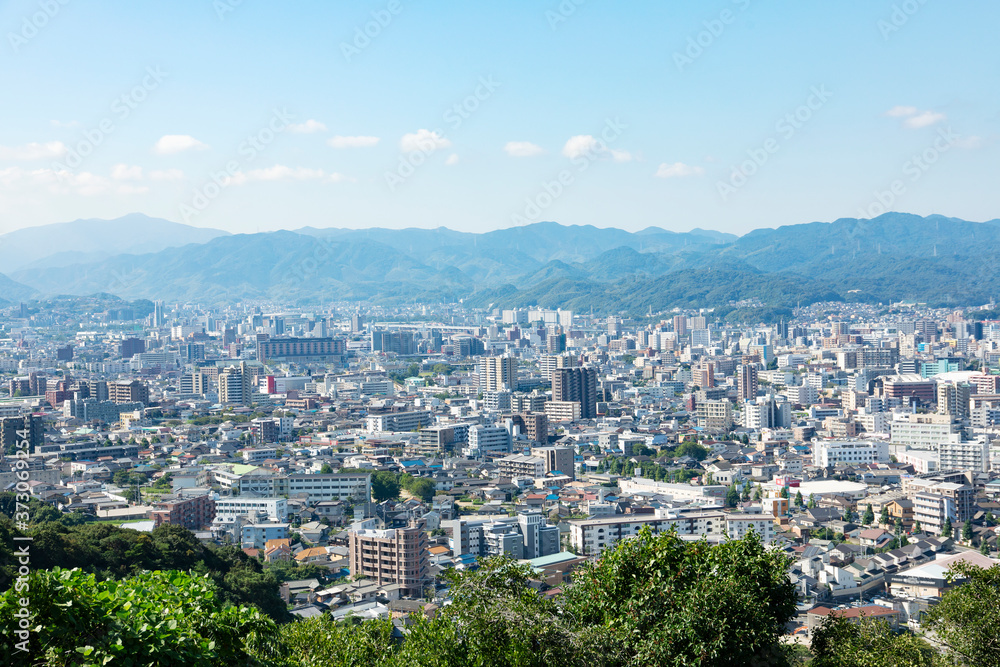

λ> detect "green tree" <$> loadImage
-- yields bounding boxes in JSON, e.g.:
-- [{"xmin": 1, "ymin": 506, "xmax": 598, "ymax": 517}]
[
  {"xmin": 794, "ymin": 490, "xmax": 804, "ymax": 507},
  {"xmin": 753, "ymin": 485, "xmax": 763, "ymax": 501},
  {"xmin": 564, "ymin": 526, "xmax": 797, "ymax": 667},
  {"xmin": 319, "ymin": 463, "xmax": 333, "ymax": 474},
  {"xmin": 726, "ymin": 484, "xmax": 740, "ymax": 508},
  {"xmin": 279, "ymin": 615, "xmax": 397, "ymax": 667},
  {"xmin": 779, "ymin": 486, "xmax": 789, "ymax": 499},
  {"xmin": 371, "ymin": 471, "xmax": 402, "ymax": 502},
  {"xmin": 0, "ymin": 568, "xmax": 280, "ymax": 665},
  {"xmin": 863, "ymin": 504, "xmax": 875, "ymax": 526},
  {"xmin": 674, "ymin": 441, "xmax": 708, "ymax": 461},
  {"xmin": 880, "ymin": 506, "xmax": 890, "ymax": 526},
  {"xmin": 962, "ymin": 519, "xmax": 974, "ymax": 543},
  {"xmin": 923, "ymin": 561, "xmax": 1000, "ymax": 667},
  {"xmin": 810, "ymin": 614, "xmax": 937, "ymax": 667},
  {"xmin": 942, "ymin": 516, "xmax": 953, "ymax": 538},
  {"xmin": 981, "ymin": 540, "xmax": 992, "ymax": 557},
  {"xmin": 914, "ymin": 520, "xmax": 922, "ymax": 533},
  {"xmin": 807, "ymin": 494, "xmax": 817, "ymax": 509}
]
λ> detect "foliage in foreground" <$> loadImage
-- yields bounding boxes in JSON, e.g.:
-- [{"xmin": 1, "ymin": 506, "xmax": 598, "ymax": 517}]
[
  {"xmin": 0, "ymin": 568, "xmax": 279, "ymax": 666},
  {"xmin": 810, "ymin": 615, "xmax": 938, "ymax": 667}
]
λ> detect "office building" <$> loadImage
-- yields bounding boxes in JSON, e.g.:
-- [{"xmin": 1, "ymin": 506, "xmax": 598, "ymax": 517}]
[
  {"xmin": 812, "ymin": 440, "xmax": 890, "ymax": 467},
  {"xmin": 551, "ymin": 366, "xmax": 598, "ymax": 419},
  {"xmin": 737, "ymin": 363, "xmax": 759, "ymax": 401},
  {"xmin": 480, "ymin": 355, "xmax": 517, "ymax": 393},
  {"xmin": 531, "ymin": 445, "xmax": 575, "ymax": 480},
  {"xmin": 108, "ymin": 380, "xmax": 149, "ymax": 406}
]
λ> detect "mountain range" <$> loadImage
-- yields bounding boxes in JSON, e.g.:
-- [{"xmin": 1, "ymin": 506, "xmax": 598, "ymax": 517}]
[{"xmin": 1, "ymin": 212, "xmax": 997, "ymax": 316}]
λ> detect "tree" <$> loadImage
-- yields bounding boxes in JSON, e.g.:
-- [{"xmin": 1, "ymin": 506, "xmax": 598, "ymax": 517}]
[
  {"xmin": 962, "ymin": 519, "xmax": 974, "ymax": 543},
  {"xmin": 807, "ymin": 494, "xmax": 817, "ymax": 509},
  {"xmin": 674, "ymin": 441, "xmax": 708, "ymax": 461},
  {"xmin": 564, "ymin": 526, "xmax": 797, "ymax": 666},
  {"xmin": 371, "ymin": 471, "xmax": 402, "ymax": 502},
  {"xmin": 981, "ymin": 540, "xmax": 992, "ymax": 557},
  {"xmin": 794, "ymin": 490, "xmax": 804, "ymax": 507},
  {"xmin": 914, "ymin": 519, "xmax": 922, "ymax": 533},
  {"xmin": 923, "ymin": 561, "xmax": 1000, "ymax": 667},
  {"xmin": 753, "ymin": 485, "xmax": 763, "ymax": 501},
  {"xmin": 880, "ymin": 506, "xmax": 890, "ymax": 526},
  {"xmin": 319, "ymin": 463, "xmax": 333, "ymax": 474},
  {"xmin": 863, "ymin": 504, "xmax": 875, "ymax": 526},
  {"xmin": 779, "ymin": 486, "xmax": 789, "ymax": 499},
  {"xmin": 942, "ymin": 516, "xmax": 953, "ymax": 538},
  {"xmin": 0, "ymin": 568, "xmax": 280, "ymax": 665},
  {"xmin": 843, "ymin": 508, "xmax": 855, "ymax": 523},
  {"xmin": 810, "ymin": 614, "xmax": 937, "ymax": 667},
  {"xmin": 726, "ymin": 484, "xmax": 740, "ymax": 508}
]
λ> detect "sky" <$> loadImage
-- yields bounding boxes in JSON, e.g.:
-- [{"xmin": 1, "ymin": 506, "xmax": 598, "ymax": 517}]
[{"xmin": 0, "ymin": 0, "xmax": 997, "ymax": 236}]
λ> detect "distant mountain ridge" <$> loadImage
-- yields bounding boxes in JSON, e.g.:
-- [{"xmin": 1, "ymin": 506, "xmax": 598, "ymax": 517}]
[
  {"xmin": 0, "ymin": 213, "xmax": 229, "ymax": 272},
  {"xmin": 5, "ymin": 212, "xmax": 999, "ymax": 314}
]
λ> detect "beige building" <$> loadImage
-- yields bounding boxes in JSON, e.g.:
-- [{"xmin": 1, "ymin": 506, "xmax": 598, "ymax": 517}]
[{"xmin": 348, "ymin": 526, "xmax": 429, "ymax": 595}]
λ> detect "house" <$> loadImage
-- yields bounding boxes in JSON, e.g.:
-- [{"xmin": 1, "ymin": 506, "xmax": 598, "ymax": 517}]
[
  {"xmin": 806, "ymin": 605, "xmax": 900, "ymax": 632},
  {"xmin": 858, "ymin": 528, "xmax": 893, "ymax": 549}
]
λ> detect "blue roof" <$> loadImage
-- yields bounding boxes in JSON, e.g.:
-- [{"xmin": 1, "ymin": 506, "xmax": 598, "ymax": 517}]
[{"xmin": 545, "ymin": 494, "xmax": 559, "ymax": 500}]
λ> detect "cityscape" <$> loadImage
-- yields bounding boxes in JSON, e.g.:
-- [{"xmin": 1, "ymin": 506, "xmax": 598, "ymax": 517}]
[{"xmin": 2, "ymin": 2, "xmax": 999, "ymax": 666}]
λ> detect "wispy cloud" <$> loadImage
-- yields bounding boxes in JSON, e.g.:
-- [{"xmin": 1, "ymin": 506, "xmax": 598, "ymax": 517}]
[
  {"xmin": 153, "ymin": 134, "xmax": 209, "ymax": 154},
  {"xmin": 504, "ymin": 141, "xmax": 545, "ymax": 157},
  {"xmin": 288, "ymin": 119, "xmax": 327, "ymax": 134},
  {"xmin": 655, "ymin": 162, "xmax": 704, "ymax": 178},
  {"xmin": 0, "ymin": 141, "xmax": 67, "ymax": 160},
  {"xmin": 400, "ymin": 129, "xmax": 451, "ymax": 153},
  {"xmin": 327, "ymin": 135, "xmax": 380, "ymax": 148},
  {"xmin": 884, "ymin": 106, "xmax": 947, "ymax": 129}
]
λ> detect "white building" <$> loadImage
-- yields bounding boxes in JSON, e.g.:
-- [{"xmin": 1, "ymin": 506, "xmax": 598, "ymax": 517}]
[
  {"xmin": 214, "ymin": 497, "xmax": 288, "ymax": 523},
  {"xmin": 812, "ymin": 440, "xmax": 890, "ymax": 468},
  {"xmin": 938, "ymin": 440, "xmax": 990, "ymax": 473}
]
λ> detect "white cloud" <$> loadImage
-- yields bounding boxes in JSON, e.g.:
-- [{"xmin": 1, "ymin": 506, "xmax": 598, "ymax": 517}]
[
  {"xmin": 655, "ymin": 162, "xmax": 704, "ymax": 178},
  {"xmin": 111, "ymin": 164, "xmax": 143, "ymax": 181},
  {"xmin": 229, "ymin": 165, "xmax": 345, "ymax": 185},
  {"xmin": 400, "ymin": 129, "xmax": 451, "ymax": 153},
  {"xmin": 562, "ymin": 135, "xmax": 600, "ymax": 159},
  {"xmin": 611, "ymin": 149, "xmax": 634, "ymax": 163},
  {"xmin": 328, "ymin": 135, "xmax": 380, "ymax": 148},
  {"xmin": 0, "ymin": 141, "xmax": 67, "ymax": 160},
  {"xmin": 445, "ymin": 153, "xmax": 460, "ymax": 166},
  {"xmin": 954, "ymin": 135, "xmax": 983, "ymax": 149},
  {"xmin": 149, "ymin": 168, "xmax": 185, "ymax": 181},
  {"xmin": 153, "ymin": 134, "xmax": 208, "ymax": 155},
  {"xmin": 904, "ymin": 110, "xmax": 946, "ymax": 129},
  {"xmin": 288, "ymin": 119, "xmax": 327, "ymax": 134},
  {"xmin": 885, "ymin": 105, "xmax": 918, "ymax": 118},
  {"xmin": 504, "ymin": 141, "xmax": 545, "ymax": 157},
  {"xmin": 0, "ymin": 166, "xmax": 147, "ymax": 196}
]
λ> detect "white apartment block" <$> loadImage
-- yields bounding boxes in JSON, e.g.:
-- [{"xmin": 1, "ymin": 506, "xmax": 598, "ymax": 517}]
[
  {"xmin": 725, "ymin": 513, "xmax": 777, "ymax": 543},
  {"xmin": 214, "ymin": 497, "xmax": 288, "ymax": 523},
  {"xmin": 812, "ymin": 440, "xmax": 890, "ymax": 467},
  {"xmin": 889, "ymin": 413, "xmax": 961, "ymax": 449},
  {"xmin": 617, "ymin": 478, "xmax": 727, "ymax": 503},
  {"xmin": 365, "ymin": 410, "xmax": 432, "ymax": 433},
  {"xmin": 898, "ymin": 449, "xmax": 939, "ymax": 474},
  {"xmin": 938, "ymin": 440, "xmax": 990, "ymax": 473},
  {"xmin": 467, "ymin": 425, "xmax": 513, "ymax": 457}
]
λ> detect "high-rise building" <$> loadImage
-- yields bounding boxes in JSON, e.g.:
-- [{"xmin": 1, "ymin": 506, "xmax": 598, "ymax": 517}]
[
  {"xmin": 348, "ymin": 525, "xmax": 429, "ymax": 595},
  {"xmin": 531, "ymin": 445, "xmax": 575, "ymax": 480},
  {"xmin": 119, "ymin": 338, "xmax": 146, "ymax": 359},
  {"xmin": 551, "ymin": 366, "xmax": 598, "ymax": 419},
  {"xmin": 219, "ymin": 362, "xmax": 254, "ymax": 406},
  {"xmin": 0, "ymin": 415, "xmax": 44, "ymax": 453},
  {"xmin": 108, "ymin": 380, "xmax": 150, "ymax": 406},
  {"xmin": 673, "ymin": 315, "xmax": 687, "ymax": 337},
  {"xmin": 737, "ymin": 363, "xmax": 759, "ymax": 401},
  {"xmin": 937, "ymin": 383, "xmax": 971, "ymax": 420},
  {"xmin": 546, "ymin": 332, "xmax": 567, "ymax": 354},
  {"xmin": 480, "ymin": 355, "xmax": 517, "ymax": 393}
]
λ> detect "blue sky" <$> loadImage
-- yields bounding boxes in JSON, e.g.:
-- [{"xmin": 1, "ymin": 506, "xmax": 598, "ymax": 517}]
[{"xmin": 0, "ymin": 0, "xmax": 996, "ymax": 236}]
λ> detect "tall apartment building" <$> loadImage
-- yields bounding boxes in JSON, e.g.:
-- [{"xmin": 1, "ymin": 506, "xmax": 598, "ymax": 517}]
[
  {"xmin": 0, "ymin": 415, "xmax": 44, "ymax": 452},
  {"xmin": 370, "ymin": 330, "xmax": 416, "ymax": 355},
  {"xmin": 551, "ymin": 366, "xmax": 597, "ymax": 419},
  {"xmin": 219, "ymin": 362, "xmax": 254, "ymax": 406},
  {"xmin": 890, "ymin": 413, "xmax": 962, "ymax": 449},
  {"xmin": 498, "ymin": 453, "xmax": 546, "ymax": 478},
  {"xmin": 467, "ymin": 425, "xmax": 513, "ymax": 458},
  {"xmin": 938, "ymin": 440, "xmax": 990, "ymax": 473},
  {"xmin": 937, "ymin": 383, "xmax": 972, "ymax": 420},
  {"xmin": 696, "ymin": 400, "xmax": 733, "ymax": 432},
  {"xmin": 480, "ymin": 355, "xmax": 517, "ymax": 392},
  {"xmin": 531, "ymin": 445, "xmax": 575, "ymax": 480},
  {"xmin": 108, "ymin": 380, "xmax": 149, "ymax": 406},
  {"xmin": 179, "ymin": 372, "xmax": 209, "ymax": 395},
  {"xmin": 693, "ymin": 361, "xmax": 715, "ymax": 389},
  {"xmin": 508, "ymin": 412, "xmax": 548, "ymax": 444},
  {"xmin": 118, "ymin": 337, "xmax": 146, "ymax": 358},
  {"xmin": 737, "ymin": 364, "xmax": 759, "ymax": 401},
  {"xmin": 151, "ymin": 495, "xmax": 216, "ymax": 530},
  {"xmin": 365, "ymin": 410, "xmax": 432, "ymax": 432},
  {"xmin": 349, "ymin": 526, "xmax": 429, "ymax": 595},
  {"xmin": 673, "ymin": 315, "xmax": 687, "ymax": 337}
]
